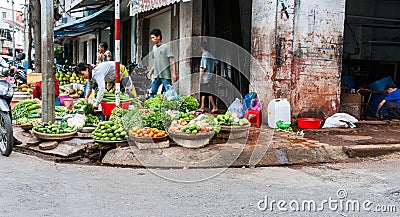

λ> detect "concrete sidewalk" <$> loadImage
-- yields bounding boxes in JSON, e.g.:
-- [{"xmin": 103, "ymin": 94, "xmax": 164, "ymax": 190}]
[{"xmin": 13, "ymin": 125, "xmax": 351, "ymax": 168}]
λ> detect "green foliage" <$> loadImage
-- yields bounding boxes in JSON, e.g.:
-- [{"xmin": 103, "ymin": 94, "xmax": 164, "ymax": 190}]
[
  {"xmin": 143, "ymin": 112, "xmax": 172, "ymax": 131},
  {"xmin": 120, "ymin": 108, "xmax": 144, "ymax": 132},
  {"xmin": 178, "ymin": 96, "xmax": 199, "ymax": 112}
]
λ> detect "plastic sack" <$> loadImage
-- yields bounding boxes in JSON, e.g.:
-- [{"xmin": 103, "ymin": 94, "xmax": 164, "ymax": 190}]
[
  {"xmin": 227, "ymin": 98, "xmax": 244, "ymax": 118},
  {"xmin": 243, "ymin": 92, "xmax": 257, "ymax": 112},
  {"xmin": 164, "ymin": 85, "xmax": 180, "ymax": 101},
  {"xmin": 322, "ymin": 113, "xmax": 358, "ymax": 128},
  {"xmin": 250, "ymin": 98, "xmax": 262, "ymax": 110}
]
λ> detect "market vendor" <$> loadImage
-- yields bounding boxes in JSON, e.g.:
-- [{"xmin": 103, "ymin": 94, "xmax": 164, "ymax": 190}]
[
  {"xmin": 76, "ymin": 61, "xmax": 136, "ymax": 110},
  {"xmin": 376, "ymin": 83, "xmax": 400, "ymax": 119},
  {"xmin": 32, "ymin": 77, "xmax": 60, "ymax": 99}
]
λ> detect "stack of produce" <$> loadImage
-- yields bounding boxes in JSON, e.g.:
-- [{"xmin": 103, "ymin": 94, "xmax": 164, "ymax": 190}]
[
  {"xmin": 12, "ymin": 99, "xmax": 41, "ymax": 119},
  {"xmin": 120, "ymin": 108, "xmax": 143, "ymax": 132},
  {"xmin": 177, "ymin": 96, "xmax": 199, "ymax": 112},
  {"xmin": 56, "ymin": 71, "xmax": 85, "ymax": 85},
  {"xmin": 216, "ymin": 112, "xmax": 250, "ymax": 126},
  {"xmin": 101, "ymin": 92, "xmax": 132, "ymax": 103},
  {"xmin": 109, "ymin": 107, "xmax": 127, "ymax": 125},
  {"xmin": 169, "ymin": 114, "xmax": 219, "ymax": 134},
  {"xmin": 17, "ymin": 84, "xmax": 33, "ymax": 93},
  {"xmin": 16, "ymin": 117, "xmax": 40, "ymax": 125},
  {"xmin": 66, "ymin": 114, "xmax": 86, "ymax": 129},
  {"xmin": 55, "ymin": 106, "xmax": 76, "ymax": 117},
  {"xmin": 33, "ymin": 122, "xmax": 77, "ymax": 134},
  {"xmin": 92, "ymin": 121, "xmax": 127, "ymax": 141},
  {"xmin": 175, "ymin": 112, "xmax": 195, "ymax": 121},
  {"xmin": 73, "ymin": 100, "xmax": 86, "ymax": 110},
  {"xmin": 129, "ymin": 127, "xmax": 167, "ymax": 138},
  {"xmin": 85, "ymin": 114, "xmax": 99, "ymax": 126},
  {"xmin": 143, "ymin": 111, "xmax": 172, "ymax": 131},
  {"xmin": 144, "ymin": 95, "xmax": 163, "ymax": 111}
]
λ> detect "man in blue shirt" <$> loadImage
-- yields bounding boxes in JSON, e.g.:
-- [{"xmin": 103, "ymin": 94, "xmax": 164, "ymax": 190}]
[{"xmin": 376, "ymin": 83, "xmax": 400, "ymax": 119}]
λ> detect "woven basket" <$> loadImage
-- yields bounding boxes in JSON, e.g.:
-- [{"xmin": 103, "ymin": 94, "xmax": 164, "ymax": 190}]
[
  {"xmin": 129, "ymin": 134, "xmax": 169, "ymax": 143},
  {"xmin": 32, "ymin": 130, "xmax": 77, "ymax": 140},
  {"xmin": 19, "ymin": 123, "xmax": 33, "ymax": 131},
  {"xmin": 217, "ymin": 124, "xmax": 250, "ymax": 139},
  {"xmin": 168, "ymin": 130, "xmax": 215, "ymax": 148}
]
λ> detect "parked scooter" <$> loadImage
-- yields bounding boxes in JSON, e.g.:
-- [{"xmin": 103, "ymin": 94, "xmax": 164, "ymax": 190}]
[
  {"xmin": 127, "ymin": 59, "xmax": 151, "ymax": 97},
  {"xmin": 0, "ymin": 68, "xmax": 14, "ymax": 156}
]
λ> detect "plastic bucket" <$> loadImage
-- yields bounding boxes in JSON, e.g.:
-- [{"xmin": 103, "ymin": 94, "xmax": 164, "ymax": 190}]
[
  {"xmin": 63, "ymin": 98, "xmax": 74, "ymax": 110},
  {"xmin": 296, "ymin": 118, "xmax": 323, "ymax": 129},
  {"xmin": 59, "ymin": 94, "xmax": 69, "ymax": 106},
  {"xmin": 101, "ymin": 101, "xmax": 131, "ymax": 116}
]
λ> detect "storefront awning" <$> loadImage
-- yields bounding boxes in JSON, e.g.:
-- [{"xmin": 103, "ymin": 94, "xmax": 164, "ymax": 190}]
[
  {"xmin": 130, "ymin": 0, "xmax": 185, "ymax": 16},
  {"xmin": 54, "ymin": 4, "xmax": 113, "ymax": 38}
]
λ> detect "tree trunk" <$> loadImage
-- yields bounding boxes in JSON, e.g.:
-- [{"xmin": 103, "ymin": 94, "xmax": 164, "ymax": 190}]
[{"xmin": 31, "ymin": 0, "xmax": 41, "ymax": 73}]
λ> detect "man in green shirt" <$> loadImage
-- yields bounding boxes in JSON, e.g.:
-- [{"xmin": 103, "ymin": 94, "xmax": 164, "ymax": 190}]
[{"xmin": 147, "ymin": 28, "xmax": 177, "ymax": 98}]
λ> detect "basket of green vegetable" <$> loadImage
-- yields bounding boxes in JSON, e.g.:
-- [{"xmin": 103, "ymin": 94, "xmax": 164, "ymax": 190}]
[
  {"xmin": 216, "ymin": 112, "xmax": 251, "ymax": 139},
  {"xmin": 16, "ymin": 117, "xmax": 41, "ymax": 131},
  {"xmin": 91, "ymin": 121, "xmax": 128, "ymax": 142},
  {"xmin": 168, "ymin": 117, "xmax": 216, "ymax": 148},
  {"xmin": 32, "ymin": 122, "xmax": 78, "ymax": 140}
]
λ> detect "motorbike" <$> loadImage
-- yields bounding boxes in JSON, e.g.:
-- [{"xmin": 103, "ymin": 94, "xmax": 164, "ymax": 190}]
[
  {"xmin": 0, "ymin": 68, "xmax": 14, "ymax": 156},
  {"xmin": 6, "ymin": 53, "xmax": 27, "ymax": 87},
  {"xmin": 127, "ymin": 60, "xmax": 151, "ymax": 97}
]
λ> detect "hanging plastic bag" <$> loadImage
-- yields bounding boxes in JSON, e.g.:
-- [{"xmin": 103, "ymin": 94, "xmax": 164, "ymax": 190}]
[
  {"xmin": 250, "ymin": 98, "xmax": 262, "ymax": 110},
  {"xmin": 227, "ymin": 98, "xmax": 244, "ymax": 118},
  {"xmin": 243, "ymin": 92, "xmax": 257, "ymax": 112},
  {"xmin": 164, "ymin": 85, "xmax": 180, "ymax": 101}
]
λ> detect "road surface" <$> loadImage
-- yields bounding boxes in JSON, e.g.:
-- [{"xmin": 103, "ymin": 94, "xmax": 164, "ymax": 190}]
[{"xmin": 1, "ymin": 153, "xmax": 399, "ymax": 216}]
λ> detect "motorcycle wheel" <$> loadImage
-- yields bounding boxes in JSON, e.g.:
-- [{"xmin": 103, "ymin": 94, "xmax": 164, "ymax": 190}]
[{"xmin": 0, "ymin": 111, "xmax": 13, "ymax": 156}]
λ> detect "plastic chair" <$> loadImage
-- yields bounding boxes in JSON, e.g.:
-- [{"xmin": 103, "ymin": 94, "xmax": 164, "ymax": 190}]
[{"xmin": 244, "ymin": 110, "xmax": 261, "ymax": 128}]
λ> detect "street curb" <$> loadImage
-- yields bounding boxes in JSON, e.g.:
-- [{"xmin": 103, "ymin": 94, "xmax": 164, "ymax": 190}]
[
  {"xmin": 343, "ymin": 144, "xmax": 400, "ymax": 158},
  {"xmin": 101, "ymin": 144, "xmax": 349, "ymax": 168}
]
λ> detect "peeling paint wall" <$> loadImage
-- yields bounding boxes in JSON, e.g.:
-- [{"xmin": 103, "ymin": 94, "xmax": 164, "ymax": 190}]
[
  {"xmin": 250, "ymin": 0, "xmax": 276, "ymax": 123},
  {"xmin": 251, "ymin": 0, "xmax": 346, "ymax": 120},
  {"xmin": 291, "ymin": 0, "xmax": 345, "ymax": 118}
]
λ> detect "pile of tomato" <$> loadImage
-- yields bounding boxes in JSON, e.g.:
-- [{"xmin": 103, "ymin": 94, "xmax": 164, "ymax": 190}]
[{"xmin": 129, "ymin": 126, "xmax": 167, "ymax": 138}]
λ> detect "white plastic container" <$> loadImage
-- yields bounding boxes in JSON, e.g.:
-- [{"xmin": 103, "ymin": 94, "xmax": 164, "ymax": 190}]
[{"xmin": 268, "ymin": 98, "xmax": 291, "ymax": 128}]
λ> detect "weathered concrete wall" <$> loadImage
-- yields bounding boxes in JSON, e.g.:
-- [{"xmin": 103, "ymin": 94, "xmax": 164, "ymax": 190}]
[
  {"xmin": 250, "ymin": 0, "xmax": 276, "ymax": 123},
  {"xmin": 251, "ymin": 0, "xmax": 346, "ymax": 120},
  {"xmin": 291, "ymin": 0, "xmax": 345, "ymax": 118}
]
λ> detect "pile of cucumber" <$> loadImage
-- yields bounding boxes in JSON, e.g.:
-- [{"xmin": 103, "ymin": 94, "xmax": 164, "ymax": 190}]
[
  {"xmin": 101, "ymin": 92, "xmax": 132, "ymax": 103},
  {"xmin": 92, "ymin": 121, "xmax": 128, "ymax": 141},
  {"xmin": 33, "ymin": 122, "xmax": 77, "ymax": 134},
  {"xmin": 12, "ymin": 100, "xmax": 41, "ymax": 119}
]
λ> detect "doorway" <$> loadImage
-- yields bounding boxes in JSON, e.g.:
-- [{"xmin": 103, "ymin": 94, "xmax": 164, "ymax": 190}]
[{"xmin": 202, "ymin": 0, "xmax": 252, "ymax": 108}]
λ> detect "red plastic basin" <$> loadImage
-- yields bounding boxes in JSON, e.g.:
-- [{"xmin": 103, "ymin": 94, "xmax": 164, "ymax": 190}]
[
  {"xmin": 101, "ymin": 101, "xmax": 130, "ymax": 116},
  {"xmin": 296, "ymin": 118, "xmax": 323, "ymax": 129}
]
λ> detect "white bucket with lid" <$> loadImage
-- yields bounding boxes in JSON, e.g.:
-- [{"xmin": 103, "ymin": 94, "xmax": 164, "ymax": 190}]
[{"xmin": 268, "ymin": 98, "xmax": 291, "ymax": 128}]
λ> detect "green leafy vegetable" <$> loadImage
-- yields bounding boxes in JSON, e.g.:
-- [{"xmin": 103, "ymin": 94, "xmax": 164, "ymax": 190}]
[{"xmin": 178, "ymin": 96, "xmax": 199, "ymax": 112}]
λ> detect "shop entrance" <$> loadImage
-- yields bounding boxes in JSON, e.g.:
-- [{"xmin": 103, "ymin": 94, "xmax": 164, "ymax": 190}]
[
  {"xmin": 202, "ymin": 0, "xmax": 252, "ymax": 108},
  {"xmin": 342, "ymin": 0, "xmax": 400, "ymax": 119}
]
